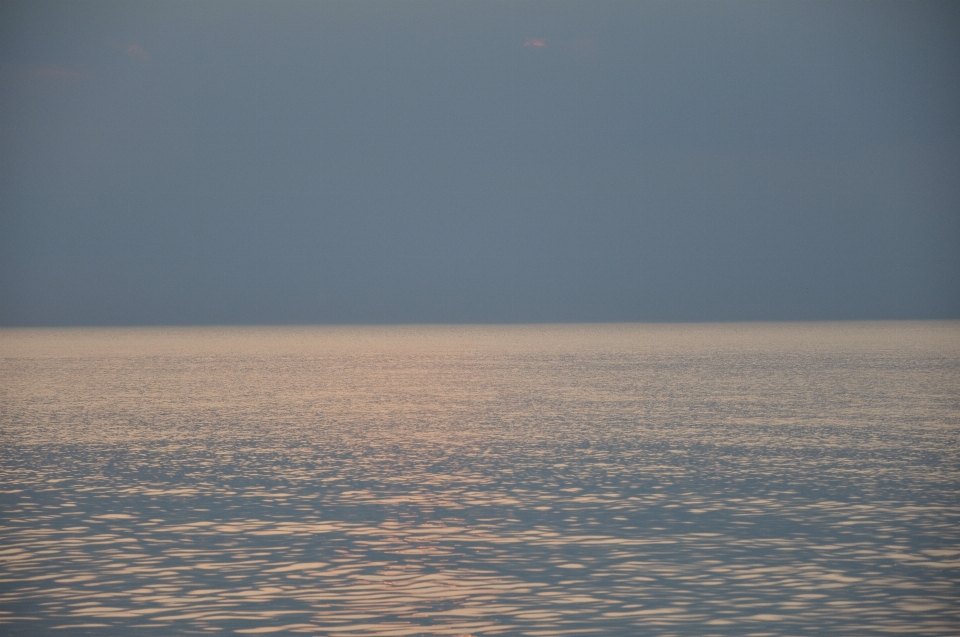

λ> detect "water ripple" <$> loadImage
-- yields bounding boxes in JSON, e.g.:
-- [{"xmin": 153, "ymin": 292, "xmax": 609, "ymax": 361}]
[{"xmin": 1, "ymin": 323, "xmax": 958, "ymax": 635}]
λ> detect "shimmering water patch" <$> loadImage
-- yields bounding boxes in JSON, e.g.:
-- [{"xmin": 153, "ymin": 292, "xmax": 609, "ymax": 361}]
[{"xmin": 1, "ymin": 323, "xmax": 959, "ymax": 635}]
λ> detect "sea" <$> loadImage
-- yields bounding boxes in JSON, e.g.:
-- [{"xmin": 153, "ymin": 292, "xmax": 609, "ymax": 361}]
[{"xmin": 1, "ymin": 322, "xmax": 958, "ymax": 636}]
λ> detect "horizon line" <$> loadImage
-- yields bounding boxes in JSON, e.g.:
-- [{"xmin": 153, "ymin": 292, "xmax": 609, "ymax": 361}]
[{"xmin": 3, "ymin": 318, "xmax": 959, "ymax": 331}]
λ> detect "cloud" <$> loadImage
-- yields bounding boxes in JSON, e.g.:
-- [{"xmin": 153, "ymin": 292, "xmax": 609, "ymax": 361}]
[
  {"xmin": 125, "ymin": 43, "xmax": 150, "ymax": 61},
  {"xmin": 34, "ymin": 66, "xmax": 89, "ymax": 81},
  {"xmin": 106, "ymin": 39, "xmax": 150, "ymax": 61},
  {"xmin": 524, "ymin": 37, "xmax": 547, "ymax": 48},
  {"xmin": 0, "ymin": 63, "xmax": 89, "ymax": 83}
]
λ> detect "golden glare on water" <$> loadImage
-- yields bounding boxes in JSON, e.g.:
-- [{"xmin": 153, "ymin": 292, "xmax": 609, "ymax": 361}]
[{"xmin": 1, "ymin": 323, "xmax": 959, "ymax": 635}]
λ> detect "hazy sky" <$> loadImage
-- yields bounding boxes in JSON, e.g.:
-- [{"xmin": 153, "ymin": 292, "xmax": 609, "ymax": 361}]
[{"xmin": 2, "ymin": 1, "xmax": 958, "ymax": 326}]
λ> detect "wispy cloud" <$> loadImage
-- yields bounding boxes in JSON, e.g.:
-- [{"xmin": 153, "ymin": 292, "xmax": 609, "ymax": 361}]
[
  {"xmin": 106, "ymin": 39, "xmax": 150, "ymax": 61},
  {"xmin": 34, "ymin": 66, "xmax": 89, "ymax": 81},
  {"xmin": 124, "ymin": 43, "xmax": 149, "ymax": 61},
  {"xmin": 524, "ymin": 37, "xmax": 547, "ymax": 49},
  {"xmin": 0, "ymin": 63, "xmax": 90, "ymax": 83}
]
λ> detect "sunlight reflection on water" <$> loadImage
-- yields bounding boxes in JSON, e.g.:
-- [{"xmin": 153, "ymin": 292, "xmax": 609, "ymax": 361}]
[{"xmin": 1, "ymin": 323, "xmax": 959, "ymax": 635}]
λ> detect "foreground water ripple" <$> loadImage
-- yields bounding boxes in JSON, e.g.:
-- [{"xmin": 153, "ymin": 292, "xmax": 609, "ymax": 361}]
[{"xmin": 1, "ymin": 323, "xmax": 959, "ymax": 635}]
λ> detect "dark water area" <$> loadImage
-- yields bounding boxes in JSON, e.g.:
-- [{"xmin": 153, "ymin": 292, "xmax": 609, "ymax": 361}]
[{"xmin": 1, "ymin": 323, "xmax": 958, "ymax": 636}]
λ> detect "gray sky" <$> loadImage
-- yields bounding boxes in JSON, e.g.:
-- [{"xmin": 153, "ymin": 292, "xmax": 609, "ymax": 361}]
[{"xmin": 2, "ymin": 1, "xmax": 958, "ymax": 326}]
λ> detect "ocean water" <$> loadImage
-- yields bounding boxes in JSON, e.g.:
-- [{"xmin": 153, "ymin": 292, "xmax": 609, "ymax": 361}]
[{"xmin": 1, "ymin": 322, "xmax": 958, "ymax": 636}]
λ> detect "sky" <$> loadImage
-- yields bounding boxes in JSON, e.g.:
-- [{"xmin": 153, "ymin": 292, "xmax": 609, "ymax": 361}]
[{"xmin": 1, "ymin": 0, "xmax": 958, "ymax": 326}]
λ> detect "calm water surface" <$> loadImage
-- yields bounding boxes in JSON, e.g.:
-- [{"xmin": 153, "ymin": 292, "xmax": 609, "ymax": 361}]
[{"xmin": 1, "ymin": 323, "xmax": 959, "ymax": 636}]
